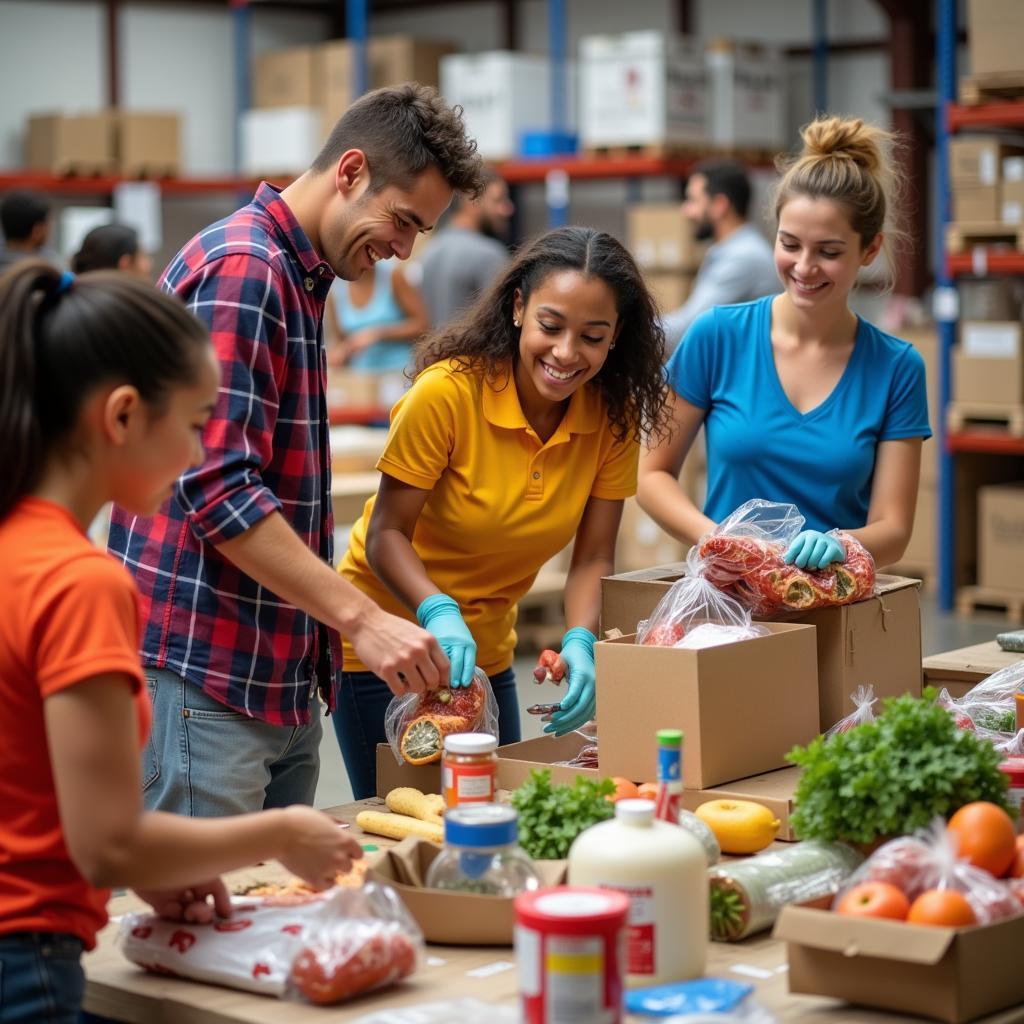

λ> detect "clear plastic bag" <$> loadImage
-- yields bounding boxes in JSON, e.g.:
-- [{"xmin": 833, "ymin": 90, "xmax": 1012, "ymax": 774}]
[
  {"xmin": 120, "ymin": 882, "xmax": 423, "ymax": 1004},
  {"xmin": 834, "ymin": 819, "xmax": 1021, "ymax": 924},
  {"xmin": 384, "ymin": 666, "xmax": 499, "ymax": 766},
  {"xmin": 693, "ymin": 499, "xmax": 877, "ymax": 617},
  {"xmin": 951, "ymin": 662, "xmax": 1024, "ymax": 735},
  {"xmin": 825, "ymin": 684, "xmax": 878, "ymax": 739},
  {"xmin": 636, "ymin": 572, "xmax": 754, "ymax": 647}
]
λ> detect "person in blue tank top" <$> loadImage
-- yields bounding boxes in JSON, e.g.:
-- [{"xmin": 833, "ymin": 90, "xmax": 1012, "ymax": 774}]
[
  {"xmin": 638, "ymin": 115, "xmax": 932, "ymax": 570},
  {"xmin": 325, "ymin": 258, "xmax": 428, "ymax": 372}
]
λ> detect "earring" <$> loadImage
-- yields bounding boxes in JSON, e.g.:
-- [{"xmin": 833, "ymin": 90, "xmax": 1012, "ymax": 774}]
[{"xmin": 513, "ymin": 318, "xmax": 521, "ymax": 327}]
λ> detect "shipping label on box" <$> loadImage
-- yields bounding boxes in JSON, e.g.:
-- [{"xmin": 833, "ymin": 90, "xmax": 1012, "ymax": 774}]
[
  {"xmin": 1002, "ymin": 178, "xmax": 1024, "ymax": 224},
  {"xmin": 978, "ymin": 483, "xmax": 1024, "ymax": 593},
  {"xmin": 961, "ymin": 320, "xmax": 1022, "ymax": 359}
]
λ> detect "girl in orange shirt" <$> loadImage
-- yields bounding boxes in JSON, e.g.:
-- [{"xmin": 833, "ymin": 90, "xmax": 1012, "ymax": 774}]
[{"xmin": 0, "ymin": 262, "xmax": 361, "ymax": 1024}]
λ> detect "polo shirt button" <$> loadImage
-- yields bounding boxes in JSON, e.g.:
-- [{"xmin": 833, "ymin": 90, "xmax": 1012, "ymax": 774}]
[
  {"xmin": 532, "ymin": 471, "xmax": 541, "ymax": 480},
  {"xmin": 304, "ymin": 276, "xmax": 315, "ymax": 291}
]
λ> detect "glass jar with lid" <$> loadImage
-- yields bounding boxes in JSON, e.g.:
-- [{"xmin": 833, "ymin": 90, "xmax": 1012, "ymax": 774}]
[
  {"xmin": 425, "ymin": 804, "xmax": 541, "ymax": 897},
  {"xmin": 443, "ymin": 732, "xmax": 497, "ymax": 808}
]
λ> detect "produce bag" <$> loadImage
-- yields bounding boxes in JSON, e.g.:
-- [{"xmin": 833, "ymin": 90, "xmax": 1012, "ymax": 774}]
[
  {"xmin": 708, "ymin": 840, "xmax": 863, "ymax": 941},
  {"xmin": 693, "ymin": 499, "xmax": 876, "ymax": 617},
  {"xmin": 951, "ymin": 662, "xmax": 1024, "ymax": 734},
  {"xmin": 384, "ymin": 667, "xmax": 498, "ymax": 766},
  {"xmin": 834, "ymin": 819, "xmax": 1021, "ymax": 924},
  {"xmin": 825, "ymin": 684, "xmax": 878, "ymax": 739},
  {"xmin": 120, "ymin": 882, "xmax": 422, "ymax": 1004}
]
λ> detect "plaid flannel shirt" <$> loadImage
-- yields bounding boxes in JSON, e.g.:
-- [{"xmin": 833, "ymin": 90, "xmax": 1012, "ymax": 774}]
[{"xmin": 107, "ymin": 184, "xmax": 339, "ymax": 725}]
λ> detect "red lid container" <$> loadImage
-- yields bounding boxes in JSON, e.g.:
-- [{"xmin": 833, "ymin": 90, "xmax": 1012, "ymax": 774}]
[{"xmin": 999, "ymin": 757, "xmax": 1024, "ymax": 786}]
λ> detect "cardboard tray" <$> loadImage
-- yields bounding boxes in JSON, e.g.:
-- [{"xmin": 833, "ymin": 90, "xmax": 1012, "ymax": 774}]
[{"xmin": 367, "ymin": 837, "xmax": 565, "ymax": 946}]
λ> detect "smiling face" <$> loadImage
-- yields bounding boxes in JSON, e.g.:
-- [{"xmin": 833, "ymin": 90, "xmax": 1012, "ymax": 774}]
[
  {"xmin": 775, "ymin": 195, "xmax": 882, "ymax": 312},
  {"xmin": 320, "ymin": 161, "xmax": 454, "ymax": 281},
  {"xmin": 512, "ymin": 270, "xmax": 620, "ymax": 417}
]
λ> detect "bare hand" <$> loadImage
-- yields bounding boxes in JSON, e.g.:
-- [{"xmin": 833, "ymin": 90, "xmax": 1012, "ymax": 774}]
[
  {"xmin": 349, "ymin": 607, "xmax": 449, "ymax": 695},
  {"xmin": 135, "ymin": 879, "xmax": 233, "ymax": 923},
  {"xmin": 346, "ymin": 328, "xmax": 379, "ymax": 354},
  {"xmin": 278, "ymin": 806, "xmax": 363, "ymax": 890}
]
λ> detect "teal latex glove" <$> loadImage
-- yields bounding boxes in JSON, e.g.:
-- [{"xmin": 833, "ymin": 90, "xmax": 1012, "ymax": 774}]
[
  {"xmin": 784, "ymin": 530, "xmax": 845, "ymax": 571},
  {"xmin": 415, "ymin": 593, "xmax": 476, "ymax": 688},
  {"xmin": 545, "ymin": 627, "xmax": 597, "ymax": 737}
]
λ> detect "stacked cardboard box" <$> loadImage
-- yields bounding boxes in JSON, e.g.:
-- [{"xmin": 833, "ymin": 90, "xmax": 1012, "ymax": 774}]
[
  {"xmin": 967, "ymin": 0, "xmax": 1024, "ymax": 78},
  {"xmin": 949, "ymin": 136, "xmax": 1024, "ymax": 225},
  {"xmin": 977, "ymin": 483, "xmax": 1024, "ymax": 593},
  {"xmin": 954, "ymin": 320, "xmax": 1024, "ymax": 405},
  {"xmin": 705, "ymin": 40, "xmax": 787, "ymax": 151},
  {"xmin": 626, "ymin": 202, "xmax": 704, "ymax": 317}
]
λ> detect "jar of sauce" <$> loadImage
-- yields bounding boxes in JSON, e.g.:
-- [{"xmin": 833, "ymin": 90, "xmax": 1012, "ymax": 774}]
[{"xmin": 443, "ymin": 732, "xmax": 497, "ymax": 807}]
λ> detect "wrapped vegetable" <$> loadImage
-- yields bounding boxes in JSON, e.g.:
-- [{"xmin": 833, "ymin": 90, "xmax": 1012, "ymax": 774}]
[
  {"xmin": 679, "ymin": 809, "xmax": 720, "ymax": 866},
  {"xmin": 708, "ymin": 840, "xmax": 862, "ymax": 941}
]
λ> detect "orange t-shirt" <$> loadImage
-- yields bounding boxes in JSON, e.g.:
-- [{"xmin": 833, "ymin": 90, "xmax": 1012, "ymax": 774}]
[{"xmin": 0, "ymin": 498, "xmax": 149, "ymax": 949}]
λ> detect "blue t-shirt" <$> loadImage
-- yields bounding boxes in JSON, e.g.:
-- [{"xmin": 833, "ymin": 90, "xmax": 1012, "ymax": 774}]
[{"xmin": 666, "ymin": 296, "xmax": 932, "ymax": 532}]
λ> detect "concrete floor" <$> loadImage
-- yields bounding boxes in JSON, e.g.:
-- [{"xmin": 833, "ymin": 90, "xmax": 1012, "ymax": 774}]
[{"xmin": 313, "ymin": 593, "xmax": 1016, "ymax": 810}]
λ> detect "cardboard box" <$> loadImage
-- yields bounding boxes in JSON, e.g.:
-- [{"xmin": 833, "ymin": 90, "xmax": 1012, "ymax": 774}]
[
  {"xmin": 579, "ymin": 31, "xmax": 708, "ymax": 149},
  {"xmin": 1002, "ymin": 181, "xmax": 1024, "ymax": 225},
  {"xmin": 25, "ymin": 113, "xmax": 114, "ymax": 175},
  {"xmin": 681, "ymin": 765, "xmax": 801, "ymax": 841},
  {"xmin": 644, "ymin": 270, "xmax": 694, "ymax": 314},
  {"xmin": 375, "ymin": 743, "xmax": 440, "ymax": 798},
  {"xmin": 368, "ymin": 837, "xmax": 565, "ymax": 945},
  {"xmin": 627, "ymin": 202, "xmax": 706, "ymax": 272},
  {"xmin": 617, "ymin": 496, "xmax": 688, "ymax": 572},
  {"xmin": 496, "ymin": 732, "xmax": 599, "ymax": 789},
  {"xmin": 328, "ymin": 425, "xmax": 388, "ymax": 474},
  {"xmin": 601, "ymin": 568, "xmax": 922, "ymax": 732},
  {"xmin": 967, "ymin": 0, "xmax": 1024, "ymax": 77},
  {"xmin": 240, "ymin": 106, "xmax": 321, "ymax": 177},
  {"xmin": 952, "ymin": 183, "xmax": 1000, "ymax": 223},
  {"xmin": 954, "ymin": 348, "xmax": 1024, "ymax": 407},
  {"xmin": 440, "ymin": 51, "xmax": 575, "ymax": 160},
  {"xmin": 114, "ymin": 111, "xmax": 180, "ymax": 177},
  {"xmin": 253, "ymin": 46, "xmax": 318, "ymax": 108},
  {"xmin": 957, "ymin": 278, "xmax": 1021, "ymax": 322},
  {"xmin": 706, "ymin": 42, "xmax": 786, "ymax": 150},
  {"xmin": 595, "ymin": 624, "xmax": 819, "ymax": 789},
  {"xmin": 775, "ymin": 900, "xmax": 1024, "ymax": 1022},
  {"xmin": 923, "ymin": 640, "xmax": 1024, "ymax": 700},
  {"xmin": 978, "ymin": 483, "xmax": 1024, "ymax": 592},
  {"xmin": 949, "ymin": 136, "xmax": 1022, "ymax": 186}
]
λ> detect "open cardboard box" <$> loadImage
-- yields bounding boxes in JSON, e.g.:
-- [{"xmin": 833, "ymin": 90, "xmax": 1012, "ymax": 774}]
[
  {"xmin": 922, "ymin": 641, "xmax": 1023, "ymax": 701},
  {"xmin": 681, "ymin": 765, "xmax": 801, "ymax": 841},
  {"xmin": 367, "ymin": 837, "xmax": 565, "ymax": 946},
  {"xmin": 496, "ymin": 732, "xmax": 598, "ymax": 789},
  {"xmin": 375, "ymin": 744, "xmax": 440, "ymax": 799},
  {"xmin": 601, "ymin": 566, "xmax": 922, "ymax": 732},
  {"xmin": 774, "ymin": 899, "xmax": 1024, "ymax": 1023},
  {"xmin": 595, "ymin": 624, "xmax": 819, "ymax": 789}
]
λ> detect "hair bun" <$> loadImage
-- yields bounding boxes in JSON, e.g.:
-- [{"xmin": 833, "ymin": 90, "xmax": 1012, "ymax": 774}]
[{"xmin": 801, "ymin": 115, "xmax": 883, "ymax": 174}]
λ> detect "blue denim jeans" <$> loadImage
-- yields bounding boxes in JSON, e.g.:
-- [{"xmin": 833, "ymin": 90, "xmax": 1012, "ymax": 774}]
[
  {"xmin": 332, "ymin": 667, "xmax": 521, "ymax": 800},
  {"xmin": 0, "ymin": 931, "xmax": 84, "ymax": 1024},
  {"xmin": 142, "ymin": 668, "xmax": 322, "ymax": 817}
]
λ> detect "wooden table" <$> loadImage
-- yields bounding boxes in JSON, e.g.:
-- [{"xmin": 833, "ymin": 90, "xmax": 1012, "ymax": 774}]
[
  {"xmin": 922, "ymin": 641, "xmax": 1023, "ymax": 698},
  {"xmin": 82, "ymin": 801, "xmax": 1024, "ymax": 1024}
]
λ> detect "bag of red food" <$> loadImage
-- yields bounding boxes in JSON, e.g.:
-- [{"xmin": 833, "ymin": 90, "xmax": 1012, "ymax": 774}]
[
  {"xmin": 120, "ymin": 882, "xmax": 423, "ymax": 1004},
  {"xmin": 693, "ymin": 499, "xmax": 877, "ymax": 617},
  {"xmin": 825, "ymin": 684, "xmax": 878, "ymax": 739},
  {"xmin": 833, "ymin": 818, "xmax": 1021, "ymax": 924},
  {"xmin": 384, "ymin": 666, "xmax": 499, "ymax": 767},
  {"xmin": 947, "ymin": 662, "xmax": 1024, "ymax": 736}
]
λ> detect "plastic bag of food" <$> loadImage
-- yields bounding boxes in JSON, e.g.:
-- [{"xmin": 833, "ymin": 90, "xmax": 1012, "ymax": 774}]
[
  {"xmin": 636, "ymin": 571, "xmax": 753, "ymax": 647},
  {"xmin": 834, "ymin": 818, "xmax": 1021, "ymax": 924},
  {"xmin": 693, "ymin": 499, "xmax": 876, "ymax": 617},
  {"xmin": 825, "ymin": 684, "xmax": 878, "ymax": 739},
  {"xmin": 384, "ymin": 667, "xmax": 498, "ymax": 766},
  {"xmin": 951, "ymin": 662, "xmax": 1024, "ymax": 734},
  {"xmin": 120, "ymin": 882, "xmax": 422, "ymax": 1004}
]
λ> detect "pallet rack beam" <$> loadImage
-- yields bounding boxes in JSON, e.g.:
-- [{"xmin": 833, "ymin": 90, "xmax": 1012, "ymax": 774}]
[{"xmin": 948, "ymin": 99, "xmax": 1024, "ymax": 130}]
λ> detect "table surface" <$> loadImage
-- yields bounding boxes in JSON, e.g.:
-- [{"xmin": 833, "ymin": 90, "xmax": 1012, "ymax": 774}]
[
  {"xmin": 83, "ymin": 800, "xmax": 1024, "ymax": 1024},
  {"xmin": 922, "ymin": 640, "xmax": 1022, "ymax": 680}
]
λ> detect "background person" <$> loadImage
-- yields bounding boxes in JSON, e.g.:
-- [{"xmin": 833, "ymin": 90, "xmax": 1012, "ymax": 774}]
[
  {"xmin": 0, "ymin": 190, "xmax": 53, "ymax": 274},
  {"xmin": 71, "ymin": 223, "xmax": 153, "ymax": 278}
]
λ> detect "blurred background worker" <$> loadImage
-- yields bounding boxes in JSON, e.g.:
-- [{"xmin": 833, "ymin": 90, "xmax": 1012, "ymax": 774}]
[
  {"xmin": 325, "ymin": 259, "xmax": 429, "ymax": 372},
  {"xmin": 71, "ymin": 223, "xmax": 153, "ymax": 278},
  {"xmin": 420, "ymin": 167, "xmax": 514, "ymax": 328},
  {"xmin": 661, "ymin": 160, "xmax": 781, "ymax": 355},
  {"xmin": 0, "ymin": 190, "xmax": 54, "ymax": 274}
]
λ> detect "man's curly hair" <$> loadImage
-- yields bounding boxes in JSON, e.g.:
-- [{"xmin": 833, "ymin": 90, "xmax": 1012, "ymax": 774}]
[{"xmin": 414, "ymin": 226, "xmax": 670, "ymax": 445}]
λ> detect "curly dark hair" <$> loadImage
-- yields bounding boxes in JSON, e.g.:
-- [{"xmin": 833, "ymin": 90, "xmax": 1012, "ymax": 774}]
[
  {"xmin": 415, "ymin": 226, "xmax": 670, "ymax": 444},
  {"xmin": 313, "ymin": 83, "xmax": 485, "ymax": 198}
]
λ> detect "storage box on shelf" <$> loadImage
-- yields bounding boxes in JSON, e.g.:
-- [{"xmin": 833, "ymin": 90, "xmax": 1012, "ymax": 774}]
[
  {"xmin": 977, "ymin": 482, "xmax": 1024, "ymax": 593},
  {"xmin": 252, "ymin": 45, "xmax": 319, "ymax": 108},
  {"xmin": 950, "ymin": 320, "xmax": 1024, "ymax": 434},
  {"xmin": 114, "ymin": 112, "xmax": 180, "ymax": 178},
  {"xmin": 1003, "ymin": 156, "xmax": 1024, "ymax": 224},
  {"xmin": 626, "ymin": 202, "xmax": 706, "ymax": 273},
  {"xmin": 961, "ymin": 0, "xmax": 1024, "ymax": 106},
  {"xmin": 705, "ymin": 40, "xmax": 786, "ymax": 151},
  {"xmin": 240, "ymin": 107, "xmax": 321, "ymax": 177},
  {"xmin": 26, "ymin": 113, "xmax": 115, "ymax": 176}
]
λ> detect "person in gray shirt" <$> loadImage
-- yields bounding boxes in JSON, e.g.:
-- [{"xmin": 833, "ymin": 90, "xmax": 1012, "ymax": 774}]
[
  {"xmin": 420, "ymin": 168, "xmax": 514, "ymax": 328},
  {"xmin": 662, "ymin": 160, "xmax": 781, "ymax": 355}
]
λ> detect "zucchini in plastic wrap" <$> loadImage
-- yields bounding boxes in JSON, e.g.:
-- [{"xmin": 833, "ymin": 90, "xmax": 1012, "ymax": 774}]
[
  {"xmin": 708, "ymin": 840, "xmax": 862, "ymax": 941},
  {"xmin": 679, "ymin": 809, "xmax": 720, "ymax": 866}
]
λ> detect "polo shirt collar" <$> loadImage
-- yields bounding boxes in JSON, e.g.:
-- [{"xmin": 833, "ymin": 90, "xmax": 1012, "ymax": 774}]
[
  {"xmin": 482, "ymin": 364, "xmax": 603, "ymax": 441},
  {"xmin": 253, "ymin": 182, "xmax": 333, "ymax": 279}
]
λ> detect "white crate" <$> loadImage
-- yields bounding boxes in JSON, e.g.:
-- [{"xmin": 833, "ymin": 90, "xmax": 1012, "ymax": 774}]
[
  {"xmin": 706, "ymin": 46, "xmax": 787, "ymax": 150},
  {"xmin": 241, "ymin": 106, "xmax": 321, "ymax": 176},
  {"xmin": 578, "ymin": 31, "xmax": 708, "ymax": 149}
]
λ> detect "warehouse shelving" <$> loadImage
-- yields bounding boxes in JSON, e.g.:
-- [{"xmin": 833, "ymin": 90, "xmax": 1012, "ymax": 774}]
[{"xmin": 0, "ymin": 172, "xmax": 258, "ymax": 197}]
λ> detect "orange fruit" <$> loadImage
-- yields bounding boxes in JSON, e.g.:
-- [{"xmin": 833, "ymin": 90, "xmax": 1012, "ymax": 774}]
[
  {"xmin": 1010, "ymin": 834, "xmax": 1024, "ymax": 879},
  {"xmin": 835, "ymin": 881, "xmax": 910, "ymax": 921},
  {"xmin": 947, "ymin": 802, "xmax": 1017, "ymax": 877},
  {"xmin": 608, "ymin": 777, "xmax": 639, "ymax": 802},
  {"xmin": 907, "ymin": 889, "xmax": 976, "ymax": 927},
  {"xmin": 637, "ymin": 782, "xmax": 659, "ymax": 801}
]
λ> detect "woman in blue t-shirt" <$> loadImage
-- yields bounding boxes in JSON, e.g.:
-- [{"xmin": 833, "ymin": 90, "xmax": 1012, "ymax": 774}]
[{"xmin": 638, "ymin": 115, "xmax": 931, "ymax": 570}]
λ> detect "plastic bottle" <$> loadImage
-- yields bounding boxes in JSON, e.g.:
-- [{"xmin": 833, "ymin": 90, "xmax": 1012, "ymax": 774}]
[
  {"xmin": 567, "ymin": 798, "xmax": 707, "ymax": 987},
  {"xmin": 654, "ymin": 728, "xmax": 683, "ymax": 823}
]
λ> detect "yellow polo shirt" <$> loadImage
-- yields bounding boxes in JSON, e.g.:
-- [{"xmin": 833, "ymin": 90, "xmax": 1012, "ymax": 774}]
[{"xmin": 339, "ymin": 360, "xmax": 638, "ymax": 676}]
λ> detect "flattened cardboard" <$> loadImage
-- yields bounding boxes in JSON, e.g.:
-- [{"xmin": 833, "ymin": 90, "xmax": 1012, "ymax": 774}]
[
  {"xmin": 681, "ymin": 765, "xmax": 801, "ymax": 841},
  {"xmin": 923, "ymin": 641, "xmax": 1024, "ymax": 700},
  {"xmin": 368, "ymin": 837, "xmax": 565, "ymax": 946},
  {"xmin": 601, "ymin": 568, "xmax": 922, "ymax": 732},
  {"xmin": 375, "ymin": 743, "xmax": 440, "ymax": 799},
  {"xmin": 775, "ymin": 902, "xmax": 1024, "ymax": 1023},
  {"xmin": 595, "ymin": 624, "xmax": 819, "ymax": 789}
]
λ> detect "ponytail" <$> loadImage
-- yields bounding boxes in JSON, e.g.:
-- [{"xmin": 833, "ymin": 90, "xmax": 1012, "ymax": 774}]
[{"xmin": 0, "ymin": 261, "xmax": 209, "ymax": 520}]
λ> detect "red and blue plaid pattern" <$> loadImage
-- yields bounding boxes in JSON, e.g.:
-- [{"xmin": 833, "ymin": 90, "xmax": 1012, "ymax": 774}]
[{"xmin": 108, "ymin": 184, "xmax": 339, "ymax": 725}]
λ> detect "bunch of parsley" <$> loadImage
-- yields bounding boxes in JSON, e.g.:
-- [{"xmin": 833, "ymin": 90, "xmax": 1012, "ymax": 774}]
[
  {"xmin": 788, "ymin": 689, "xmax": 1012, "ymax": 845},
  {"xmin": 510, "ymin": 769, "xmax": 615, "ymax": 860}
]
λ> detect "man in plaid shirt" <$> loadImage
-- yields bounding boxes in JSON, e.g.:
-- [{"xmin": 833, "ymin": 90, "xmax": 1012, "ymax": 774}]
[{"xmin": 108, "ymin": 85, "xmax": 485, "ymax": 817}]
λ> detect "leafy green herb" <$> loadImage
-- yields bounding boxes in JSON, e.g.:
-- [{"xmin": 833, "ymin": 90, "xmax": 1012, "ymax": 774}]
[
  {"xmin": 974, "ymin": 707, "xmax": 1017, "ymax": 733},
  {"xmin": 510, "ymin": 769, "xmax": 615, "ymax": 860},
  {"xmin": 787, "ymin": 689, "xmax": 1012, "ymax": 845}
]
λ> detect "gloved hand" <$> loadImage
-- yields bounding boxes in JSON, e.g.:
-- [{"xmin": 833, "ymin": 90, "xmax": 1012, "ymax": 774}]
[
  {"xmin": 545, "ymin": 627, "xmax": 597, "ymax": 737},
  {"xmin": 784, "ymin": 530, "xmax": 845, "ymax": 571},
  {"xmin": 415, "ymin": 594, "xmax": 476, "ymax": 688}
]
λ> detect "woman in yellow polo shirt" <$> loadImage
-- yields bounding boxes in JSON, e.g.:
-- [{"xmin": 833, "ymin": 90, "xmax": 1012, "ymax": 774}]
[{"xmin": 332, "ymin": 226, "xmax": 669, "ymax": 798}]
